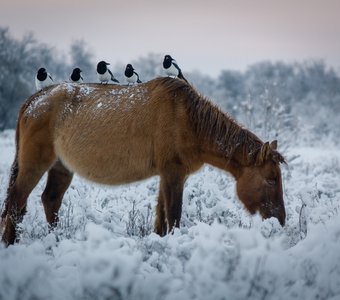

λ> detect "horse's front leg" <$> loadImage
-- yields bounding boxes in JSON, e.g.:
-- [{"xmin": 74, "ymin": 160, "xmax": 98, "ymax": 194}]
[
  {"xmin": 155, "ymin": 189, "xmax": 167, "ymax": 236},
  {"xmin": 157, "ymin": 169, "xmax": 186, "ymax": 235},
  {"xmin": 41, "ymin": 160, "xmax": 73, "ymax": 227}
]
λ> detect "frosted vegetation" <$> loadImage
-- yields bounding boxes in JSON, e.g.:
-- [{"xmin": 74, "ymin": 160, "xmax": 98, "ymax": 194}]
[{"xmin": 0, "ymin": 27, "xmax": 340, "ymax": 299}]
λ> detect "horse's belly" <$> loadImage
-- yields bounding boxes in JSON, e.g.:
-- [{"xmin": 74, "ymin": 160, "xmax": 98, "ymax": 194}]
[{"xmin": 54, "ymin": 137, "xmax": 156, "ymax": 185}]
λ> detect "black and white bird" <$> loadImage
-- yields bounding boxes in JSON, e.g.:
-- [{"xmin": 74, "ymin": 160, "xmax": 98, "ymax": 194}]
[
  {"xmin": 124, "ymin": 64, "xmax": 142, "ymax": 84},
  {"xmin": 70, "ymin": 68, "xmax": 83, "ymax": 83},
  {"xmin": 35, "ymin": 67, "xmax": 53, "ymax": 91},
  {"xmin": 96, "ymin": 61, "xmax": 119, "ymax": 84},
  {"xmin": 162, "ymin": 55, "xmax": 188, "ymax": 83}
]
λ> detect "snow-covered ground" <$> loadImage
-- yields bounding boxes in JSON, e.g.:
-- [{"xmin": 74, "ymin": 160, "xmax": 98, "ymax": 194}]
[{"xmin": 0, "ymin": 129, "xmax": 339, "ymax": 300}]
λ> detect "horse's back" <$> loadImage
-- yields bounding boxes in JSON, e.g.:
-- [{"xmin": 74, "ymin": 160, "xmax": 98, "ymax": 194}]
[{"xmin": 50, "ymin": 83, "xmax": 176, "ymax": 184}]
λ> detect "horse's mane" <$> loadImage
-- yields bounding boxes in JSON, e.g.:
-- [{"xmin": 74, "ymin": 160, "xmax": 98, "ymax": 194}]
[{"xmin": 154, "ymin": 77, "xmax": 264, "ymax": 164}]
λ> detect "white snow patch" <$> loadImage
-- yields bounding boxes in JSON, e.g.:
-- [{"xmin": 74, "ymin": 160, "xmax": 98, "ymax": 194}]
[
  {"xmin": 24, "ymin": 83, "xmax": 77, "ymax": 119},
  {"xmin": 24, "ymin": 93, "xmax": 49, "ymax": 118},
  {"xmin": 78, "ymin": 85, "xmax": 95, "ymax": 96}
]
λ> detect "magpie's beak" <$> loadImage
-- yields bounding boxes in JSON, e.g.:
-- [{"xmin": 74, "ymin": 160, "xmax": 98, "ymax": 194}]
[{"xmin": 106, "ymin": 63, "xmax": 110, "ymax": 65}]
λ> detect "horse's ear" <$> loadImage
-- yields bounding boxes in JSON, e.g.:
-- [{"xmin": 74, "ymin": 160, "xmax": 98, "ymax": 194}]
[
  {"xmin": 257, "ymin": 142, "xmax": 271, "ymax": 165},
  {"xmin": 270, "ymin": 140, "xmax": 278, "ymax": 150}
]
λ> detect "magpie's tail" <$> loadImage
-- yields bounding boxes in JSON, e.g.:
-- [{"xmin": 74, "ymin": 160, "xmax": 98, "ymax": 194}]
[
  {"xmin": 178, "ymin": 71, "xmax": 188, "ymax": 83},
  {"xmin": 112, "ymin": 78, "xmax": 120, "ymax": 83},
  {"xmin": 137, "ymin": 79, "xmax": 142, "ymax": 83}
]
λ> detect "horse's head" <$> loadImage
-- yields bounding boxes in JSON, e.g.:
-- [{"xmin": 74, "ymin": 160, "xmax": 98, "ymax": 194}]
[{"xmin": 236, "ymin": 140, "xmax": 286, "ymax": 226}]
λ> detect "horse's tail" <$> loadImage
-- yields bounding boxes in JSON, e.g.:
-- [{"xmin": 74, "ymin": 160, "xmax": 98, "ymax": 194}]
[{"xmin": 0, "ymin": 99, "xmax": 26, "ymax": 230}]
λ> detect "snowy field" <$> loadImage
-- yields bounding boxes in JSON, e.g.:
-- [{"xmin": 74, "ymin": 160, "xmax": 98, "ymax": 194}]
[{"xmin": 0, "ymin": 129, "xmax": 340, "ymax": 300}]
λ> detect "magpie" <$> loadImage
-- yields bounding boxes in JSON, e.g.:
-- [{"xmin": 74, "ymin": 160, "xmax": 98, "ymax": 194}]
[
  {"xmin": 35, "ymin": 67, "xmax": 53, "ymax": 91},
  {"xmin": 70, "ymin": 68, "xmax": 83, "ymax": 83},
  {"xmin": 96, "ymin": 61, "xmax": 119, "ymax": 84},
  {"xmin": 124, "ymin": 64, "xmax": 142, "ymax": 84},
  {"xmin": 162, "ymin": 55, "xmax": 188, "ymax": 83}
]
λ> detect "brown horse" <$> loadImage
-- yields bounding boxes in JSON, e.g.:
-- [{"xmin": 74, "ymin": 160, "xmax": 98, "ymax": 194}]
[{"xmin": 1, "ymin": 77, "xmax": 286, "ymax": 245}]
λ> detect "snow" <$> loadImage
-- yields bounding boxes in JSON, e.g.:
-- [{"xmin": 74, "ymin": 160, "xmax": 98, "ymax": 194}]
[
  {"xmin": 0, "ymin": 129, "xmax": 340, "ymax": 300},
  {"xmin": 105, "ymin": 86, "xmax": 148, "ymax": 111},
  {"xmin": 24, "ymin": 92, "xmax": 50, "ymax": 118},
  {"xmin": 78, "ymin": 85, "xmax": 95, "ymax": 96},
  {"xmin": 25, "ymin": 83, "xmax": 75, "ymax": 119},
  {"xmin": 24, "ymin": 83, "xmax": 150, "ymax": 123}
]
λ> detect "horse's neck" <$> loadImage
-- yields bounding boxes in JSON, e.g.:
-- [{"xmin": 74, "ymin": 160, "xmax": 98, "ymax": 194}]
[
  {"xmin": 196, "ymin": 114, "xmax": 262, "ymax": 179},
  {"xmin": 199, "ymin": 148, "xmax": 242, "ymax": 179},
  {"xmin": 178, "ymin": 85, "xmax": 262, "ymax": 177}
]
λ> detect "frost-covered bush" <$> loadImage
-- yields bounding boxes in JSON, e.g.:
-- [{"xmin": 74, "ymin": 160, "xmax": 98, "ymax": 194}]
[
  {"xmin": 237, "ymin": 83, "xmax": 296, "ymax": 151},
  {"xmin": 126, "ymin": 200, "xmax": 153, "ymax": 237}
]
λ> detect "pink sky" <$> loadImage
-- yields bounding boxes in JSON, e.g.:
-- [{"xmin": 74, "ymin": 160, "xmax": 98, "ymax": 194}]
[{"xmin": 1, "ymin": 0, "xmax": 340, "ymax": 76}]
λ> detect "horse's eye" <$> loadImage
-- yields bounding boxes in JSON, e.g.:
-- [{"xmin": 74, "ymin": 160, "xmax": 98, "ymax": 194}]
[{"xmin": 266, "ymin": 179, "xmax": 276, "ymax": 186}]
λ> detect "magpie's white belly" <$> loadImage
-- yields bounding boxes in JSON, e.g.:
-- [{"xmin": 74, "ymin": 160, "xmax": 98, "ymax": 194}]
[
  {"xmin": 126, "ymin": 73, "xmax": 137, "ymax": 83},
  {"xmin": 164, "ymin": 63, "xmax": 179, "ymax": 77},
  {"xmin": 35, "ymin": 75, "xmax": 53, "ymax": 91},
  {"xmin": 97, "ymin": 70, "xmax": 111, "ymax": 82}
]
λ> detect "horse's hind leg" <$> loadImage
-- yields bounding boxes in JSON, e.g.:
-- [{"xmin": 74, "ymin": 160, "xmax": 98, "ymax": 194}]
[
  {"xmin": 41, "ymin": 160, "xmax": 73, "ymax": 227},
  {"xmin": 2, "ymin": 166, "xmax": 52, "ymax": 245},
  {"xmin": 155, "ymin": 190, "xmax": 167, "ymax": 236},
  {"xmin": 2, "ymin": 140, "xmax": 55, "ymax": 245}
]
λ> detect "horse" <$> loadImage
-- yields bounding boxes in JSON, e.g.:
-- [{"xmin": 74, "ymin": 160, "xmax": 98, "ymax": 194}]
[{"xmin": 0, "ymin": 77, "xmax": 286, "ymax": 245}]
